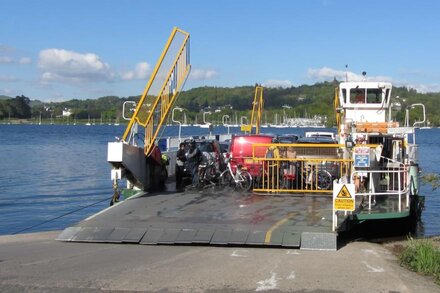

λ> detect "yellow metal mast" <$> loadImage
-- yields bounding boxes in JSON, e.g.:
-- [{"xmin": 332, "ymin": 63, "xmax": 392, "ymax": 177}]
[
  {"xmin": 241, "ymin": 85, "xmax": 264, "ymax": 134},
  {"xmin": 121, "ymin": 27, "xmax": 191, "ymax": 156},
  {"xmin": 334, "ymin": 87, "xmax": 341, "ymax": 135}
]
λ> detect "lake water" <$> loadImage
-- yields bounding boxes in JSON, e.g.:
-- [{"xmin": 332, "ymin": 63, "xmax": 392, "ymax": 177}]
[{"xmin": 0, "ymin": 124, "xmax": 438, "ymax": 236}]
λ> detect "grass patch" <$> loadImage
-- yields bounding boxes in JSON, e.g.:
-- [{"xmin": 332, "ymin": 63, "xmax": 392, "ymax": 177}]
[{"xmin": 399, "ymin": 237, "xmax": 440, "ymax": 284}]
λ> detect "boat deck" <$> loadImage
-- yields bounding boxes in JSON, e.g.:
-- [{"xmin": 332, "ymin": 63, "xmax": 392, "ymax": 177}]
[
  {"xmin": 355, "ymin": 195, "xmax": 413, "ymax": 220},
  {"xmin": 57, "ymin": 187, "xmax": 340, "ymax": 250}
]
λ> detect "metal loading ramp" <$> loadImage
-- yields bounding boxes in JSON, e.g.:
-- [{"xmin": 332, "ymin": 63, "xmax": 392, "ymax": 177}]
[{"xmin": 57, "ymin": 189, "xmax": 337, "ymax": 250}]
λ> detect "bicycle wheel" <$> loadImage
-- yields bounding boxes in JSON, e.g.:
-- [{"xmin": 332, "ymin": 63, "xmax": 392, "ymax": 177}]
[
  {"xmin": 220, "ymin": 170, "xmax": 234, "ymax": 187},
  {"xmin": 205, "ymin": 165, "xmax": 217, "ymax": 182},
  {"xmin": 316, "ymin": 170, "xmax": 332, "ymax": 190},
  {"xmin": 237, "ymin": 170, "xmax": 252, "ymax": 191}
]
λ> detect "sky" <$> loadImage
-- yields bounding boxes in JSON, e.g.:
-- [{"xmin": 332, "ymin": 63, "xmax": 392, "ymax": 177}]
[{"xmin": 1, "ymin": 0, "xmax": 440, "ymax": 102}]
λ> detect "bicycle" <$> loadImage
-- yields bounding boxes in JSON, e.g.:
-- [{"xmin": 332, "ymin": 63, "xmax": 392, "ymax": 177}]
[
  {"xmin": 220, "ymin": 157, "xmax": 253, "ymax": 191},
  {"xmin": 304, "ymin": 167, "xmax": 333, "ymax": 190},
  {"xmin": 198, "ymin": 157, "xmax": 220, "ymax": 188}
]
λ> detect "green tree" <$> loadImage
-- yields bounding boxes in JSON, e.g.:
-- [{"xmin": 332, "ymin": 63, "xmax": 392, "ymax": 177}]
[{"xmin": 14, "ymin": 95, "xmax": 32, "ymax": 118}]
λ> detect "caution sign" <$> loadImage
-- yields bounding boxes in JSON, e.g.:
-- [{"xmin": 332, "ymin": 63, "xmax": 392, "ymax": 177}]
[{"xmin": 333, "ymin": 183, "xmax": 355, "ymax": 211}]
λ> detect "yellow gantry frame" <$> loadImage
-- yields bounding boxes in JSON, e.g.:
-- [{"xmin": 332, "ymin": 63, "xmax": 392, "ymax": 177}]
[
  {"xmin": 241, "ymin": 85, "xmax": 264, "ymax": 134},
  {"xmin": 122, "ymin": 27, "xmax": 191, "ymax": 156},
  {"xmin": 334, "ymin": 87, "xmax": 341, "ymax": 136}
]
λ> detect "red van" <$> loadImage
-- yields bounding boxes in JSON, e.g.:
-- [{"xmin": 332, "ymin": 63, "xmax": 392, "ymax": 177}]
[{"xmin": 228, "ymin": 134, "xmax": 274, "ymax": 177}]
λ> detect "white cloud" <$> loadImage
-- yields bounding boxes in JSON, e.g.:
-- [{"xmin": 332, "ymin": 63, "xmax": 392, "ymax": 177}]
[
  {"xmin": 404, "ymin": 83, "xmax": 440, "ymax": 93},
  {"xmin": 307, "ymin": 66, "xmax": 440, "ymax": 93},
  {"xmin": 189, "ymin": 68, "xmax": 218, "ymax": 80},
  {"xmin": 0, "ymin": 75, "xmax": 19, "ymax": 82},
  {"xmin": 0, "ymin": 45, "xmax": 30, "ymax": 65},
  {"xmin": 307, "ymin": 67, "xmax": 393, "ymax": 83},
  {"xmin": 0, "ymin": 88, "xmax": 12, "ymax": 94},
  {"xmin": 0, "ymin": 45, "xmax": 15, "ymax": 53},
  {"xmin": 38, "ymin": 48, "xmax": 114, "ymax": 84},
  {"xmin": 263, "ymin": 79, "xmax": 294, "ymax": 88},
  {"xmin": 0, "ymin": 56, "xmax": 13, "ymax": 64},
  {"xmin": 0, "ymin": 55, "xmax": 31, "ymax": 65},
  {"xmin": 121, "ymin": 62, "xmax": 151, "ymax": 80},
  {"xmin": 18, "ymin": 57, "xmax": 32, "ymax": 64}
]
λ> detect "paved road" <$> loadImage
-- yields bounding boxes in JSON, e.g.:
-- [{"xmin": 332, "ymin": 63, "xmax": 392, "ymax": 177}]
[{"xmin": 0, "ymin": 231, "xmax": 438, "ymax": 292}]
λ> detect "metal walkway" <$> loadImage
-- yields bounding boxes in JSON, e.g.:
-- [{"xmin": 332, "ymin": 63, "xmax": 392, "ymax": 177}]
[{"xmin": 58, "ymin": 188, "xmax": 338, "ymax": 250}]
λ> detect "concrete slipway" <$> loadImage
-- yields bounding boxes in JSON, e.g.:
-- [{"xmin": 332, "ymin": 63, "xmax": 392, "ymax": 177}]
[{"xmin": 0, "ymin": 231, "xmax": 439, "ymax": 292}]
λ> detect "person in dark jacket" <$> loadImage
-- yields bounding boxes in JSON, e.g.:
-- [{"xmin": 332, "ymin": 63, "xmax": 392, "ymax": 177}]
[
  {"xmin": 186, "ymin": 140, "xmax": 201, "ymax": 187},
  {"xmin": 176, "ymin": 142, "xmax": 186, "ymax": 191}
]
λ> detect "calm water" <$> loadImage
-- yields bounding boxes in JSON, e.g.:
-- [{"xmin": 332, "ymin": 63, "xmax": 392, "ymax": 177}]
[{"xmin": 0, "ymin": 124, "xmax": 439, "ymax": 236}]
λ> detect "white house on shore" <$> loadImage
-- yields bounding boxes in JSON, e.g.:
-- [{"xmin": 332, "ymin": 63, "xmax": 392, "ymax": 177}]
[{"xmin": 62, "ymin": 108, "xmax": 72, "ymax": 117}]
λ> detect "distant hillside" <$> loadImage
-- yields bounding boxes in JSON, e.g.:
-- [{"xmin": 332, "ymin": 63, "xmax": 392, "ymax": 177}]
[
  {"xmin": 0, "ymin": 95, "xmax": 13, "ymax": 100},
  {"xmin": 177, "ymin": 82, "xmax": 335, "ymax": 112},
  {"xmin": 3, "ymin": 81, "xmax": 440, "ymax": 125},
  {"xmin": 29, "ymin": 99, "xmax": 44, "ymax": 107},
  {"xmin": 29, "ymin": 95, "xmax": 130, "ymax": 121}
]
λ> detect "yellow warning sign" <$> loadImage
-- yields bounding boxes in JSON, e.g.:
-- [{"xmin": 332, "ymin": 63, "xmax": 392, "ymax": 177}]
[
  {"xmin": 334, "ymin": 198, "xmax": 355, "ymax": 211},
  {"xmin": 333, "ymin": 183, "xmax": 355, "ymax": 211},
  {"xmin": 337, "ymin": 185, "xmax": 351, "ymax": 198}
]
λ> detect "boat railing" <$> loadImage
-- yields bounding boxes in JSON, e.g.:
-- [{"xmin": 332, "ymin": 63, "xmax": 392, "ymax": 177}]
[
  {"xmin": 351, "ymin": 157, "xmax": 409, "ymax": 213},
  {"xmin": 251, "ymin": 143, "xmax": 353, "ymax": 194}
]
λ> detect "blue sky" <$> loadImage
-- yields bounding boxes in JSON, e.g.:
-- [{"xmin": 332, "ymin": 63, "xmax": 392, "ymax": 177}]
[{"xmin": 1, "ymin": 0, "xmax": 440, "ymax": 101}]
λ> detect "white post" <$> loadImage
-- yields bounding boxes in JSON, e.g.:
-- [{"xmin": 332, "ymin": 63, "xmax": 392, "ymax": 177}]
[
  {"xmin": 222, "ymin": 115, "xmax": 230, "ymax": 134},
  {"xmin": 172, "ymin": 107, "xmax": 183, "ymax": 143},
  {"xmin": 203, "ymin": 111, "xmax": 211, "ymax": 126}
]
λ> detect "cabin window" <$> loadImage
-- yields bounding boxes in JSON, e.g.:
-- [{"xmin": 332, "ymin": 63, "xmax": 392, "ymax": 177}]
[
  {"xmin": 341, "ymin": 89, "xmax": 347, "ymax": 103},
  {"xmin": 350, "ymin": 88, "xmax": 384, "ymax": 104},
  {"xmin": 350, "ymin": 88, "xmax": 366, "ymax": 104},
  {"xmin": 366, "ymin": 88, "xmax": 382, "ymax": 103}
]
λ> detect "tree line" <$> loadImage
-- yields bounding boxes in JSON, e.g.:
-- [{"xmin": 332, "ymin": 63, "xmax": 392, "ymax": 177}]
[
  {"xmin": 0, "ymin": 95, "xmax": 32, "ymax": 119},
  {"xmin": 1, "ymin": 81, "xmax": 440, "ymax": 126}
]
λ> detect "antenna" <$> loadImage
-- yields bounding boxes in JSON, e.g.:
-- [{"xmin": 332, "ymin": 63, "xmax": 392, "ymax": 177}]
[
  {"xmin": 362, "ymin": 71, "xmax": 367, "ymax": 81},
  {"xmin": 345, "ymin": 64, "xmax": 348, "ymax": 82}
]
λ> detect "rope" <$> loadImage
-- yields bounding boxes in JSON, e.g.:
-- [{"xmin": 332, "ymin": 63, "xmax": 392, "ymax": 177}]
[{"xmin": 12, "ymin": 196, "xmax": 112, "ymax": 235}]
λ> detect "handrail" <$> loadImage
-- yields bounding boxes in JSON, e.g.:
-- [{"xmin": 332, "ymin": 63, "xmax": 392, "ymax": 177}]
[
  {"xmin": 252, "ymin": 157, "xmax": 353, "ymax": 193},
  {"xmin": 248, "ymin": 142, "xmax": 353, "ymax": 193},
  {"xmin": 121, "ymin": 27, "xmax": 191, "ymax": 156},
  {"xmin": 379, "ymin": 155, "xmax": 406, "ymax": 168},
  {"xmin": 352, "ymin": 154, "xmax": 408, "ymax": 212},
  {"xmin": 251, "ymin": 143, "xmax": 344, "ymax": 159},
  {"xmin": 352, "ymin": 168, "xmax": 408, "ymax": 212}
]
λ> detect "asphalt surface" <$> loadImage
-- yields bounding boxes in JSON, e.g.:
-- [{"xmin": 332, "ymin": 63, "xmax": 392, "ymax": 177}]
[{"xmin": 0, "ymin": 231, "xmax": 438, "ymax": 293}]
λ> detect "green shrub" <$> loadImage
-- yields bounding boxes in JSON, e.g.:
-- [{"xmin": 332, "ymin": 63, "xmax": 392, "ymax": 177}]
[{"xmin": 399, "ymin": 237, "xmax": 440, "ymax": 284}]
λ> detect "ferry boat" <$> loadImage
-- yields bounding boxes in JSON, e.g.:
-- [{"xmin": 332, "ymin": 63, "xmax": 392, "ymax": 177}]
[
  {"xmin": 333, "ymin": 81, "xmax": 424, "ymax": 227},
  {"xmin": 57, "ymin": 80, "xmax": 424, "ymax": 250},
  {"xmin": 57, "ymin": 28, "xmax": 424, "ymax": 250}
]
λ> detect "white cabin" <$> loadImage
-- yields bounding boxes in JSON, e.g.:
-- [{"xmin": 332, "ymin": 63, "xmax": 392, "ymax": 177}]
[{"xmin": 337, "ymin": 81, "xmax": 392, "ymax": 124}]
